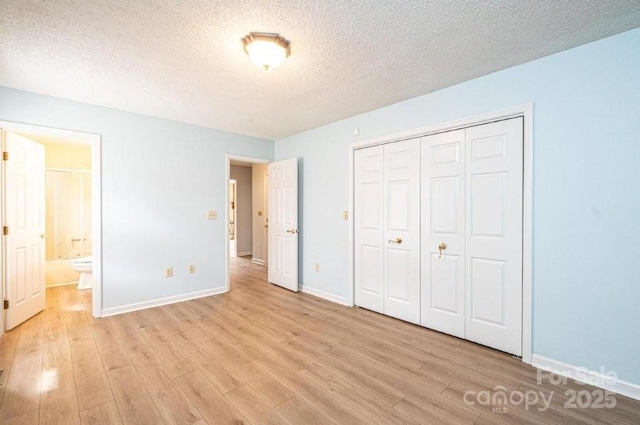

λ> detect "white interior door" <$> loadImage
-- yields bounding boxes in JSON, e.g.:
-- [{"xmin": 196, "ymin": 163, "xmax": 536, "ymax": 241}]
[
  {"xmin": 421, "ymin": 129, "xmax": 466, "ymax": 337},
  {"xmin": 354, "ymin": 146, "xmax": 384, "ymax": 313},
  {"xmin": 3, "ymin": 131, "xmax": 46, "ymax": 330},
  {"xmin": 267, "ymin": 158, "xmax": 298, "ymax": 292},
  {"xmin": 383, "ymin": 139, "xmax": 421, "ymax": 324},
  {"xmin": 465, "ymin": 118, "xmax": 523, "ymax": 355}
]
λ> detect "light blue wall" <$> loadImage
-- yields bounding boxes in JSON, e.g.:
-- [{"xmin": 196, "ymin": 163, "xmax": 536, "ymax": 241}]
[
  {"xmin": 275, "ymin": 28, "xmax": 640, "ymax": 384},
  {"xmin": 0, "ymin": 87, "xmax": 273, "ymax": 310}
]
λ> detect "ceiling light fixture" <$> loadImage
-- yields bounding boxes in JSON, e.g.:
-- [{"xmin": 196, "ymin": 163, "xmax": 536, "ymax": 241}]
[{"xmin": 242, "ymin": 32, "xmax": 290, "ymax": 71}]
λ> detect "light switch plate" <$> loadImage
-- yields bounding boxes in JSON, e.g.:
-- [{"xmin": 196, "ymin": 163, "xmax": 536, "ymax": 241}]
[
  {"xmin": 343, "ymin": 211, "xmax": 349, "ymax": 220},
  {"xmin": 208, "ymin": 210, "xmax": 217, "ymax": 220}
]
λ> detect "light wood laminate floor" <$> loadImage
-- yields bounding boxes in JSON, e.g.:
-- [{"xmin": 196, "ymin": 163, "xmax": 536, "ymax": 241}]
[{"xmin": 0, "ymin": 256, "xmax": 638, "ymax": 424}]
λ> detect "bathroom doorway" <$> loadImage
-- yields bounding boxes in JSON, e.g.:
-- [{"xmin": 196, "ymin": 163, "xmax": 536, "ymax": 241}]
[{"xmin": 0, "ymin": 122, "xmax": 102, "ymax": 333}]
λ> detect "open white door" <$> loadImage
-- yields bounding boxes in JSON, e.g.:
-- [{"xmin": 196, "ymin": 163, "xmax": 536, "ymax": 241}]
[
  {"xmin": 3, "ymin": 131, "xmax": 46, "ymax": 330},
  {"xmin": 267, "ymin": 158, "xmax": 298, "ymax": 292}
]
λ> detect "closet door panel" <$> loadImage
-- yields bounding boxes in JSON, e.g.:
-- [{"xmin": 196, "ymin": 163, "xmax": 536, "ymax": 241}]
[
  {"xmin": 465, "ymin": 117, "xmax": 523, "ymax": 356},
  {"xmin": 354, "ymin": 146, "xmax": 384, "ymax": 313},
  {"xmin": 420, "ymin": 129, "xmax": 466, "ymax": 337},
  {"xmin": 383, "ymin": 139, "xmax": 420, "ymax": 324}
]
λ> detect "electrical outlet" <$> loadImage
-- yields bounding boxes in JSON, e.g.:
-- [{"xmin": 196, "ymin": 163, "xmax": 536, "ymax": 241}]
[
  {"xmin": 165, "ymin": 267, "xmax": 173, "ymax": 278},
  {"xmin": 314, "ymin": 263, "xmax": 320, "ymax": 272},
  {"xmin": 188, "ymin": 264, "xmax": 196, "ymax": 274},
  {"xmin": 208, "ymin": 210, "xmax": 217, "ymax": 220}
]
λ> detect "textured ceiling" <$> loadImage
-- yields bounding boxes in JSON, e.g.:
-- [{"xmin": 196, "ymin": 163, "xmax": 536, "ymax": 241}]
[{"xmin": 2, "ymin": 1, "xmax": 640, "ymax": 140}]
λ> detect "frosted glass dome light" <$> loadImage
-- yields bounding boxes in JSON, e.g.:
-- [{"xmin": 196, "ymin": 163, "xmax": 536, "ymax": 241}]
[{"xmin": 242, "ymin": 32, "xmax": 290, "ymax": 71}]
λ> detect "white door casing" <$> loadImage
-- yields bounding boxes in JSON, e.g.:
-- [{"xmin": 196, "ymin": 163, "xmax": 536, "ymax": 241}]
[
  {"xmin": 354, "ymin": 145, "xmax": 384, "ymax": 313},
  {"xmin": 229, "ymin": 179, "xmax": 237, "ymax": 257},
  {"xmin": 263, "ymin": 170, "xmax": 269, "ymax": 266},
  {"xmin": 3, "ymin": 131, "xmax": 46, "ymax": 330},
  {"xmin": 383, "ymin": 139, "xmax": 421, "ymax": 324},
  {"xmin": 421, "ymin": 129, "xmax": 466, "ymax": 337},
  {"xmin": 267, "ymin": 158, "xmax": 298, "ymax": 292},
  {"xmin": 465, "ymin": 118, "xmax": 523, "ymax": 356}
]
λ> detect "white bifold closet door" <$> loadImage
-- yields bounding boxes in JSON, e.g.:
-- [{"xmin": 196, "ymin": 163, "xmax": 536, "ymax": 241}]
[
  {"xmin": 354, "ymin": 145, "xmax": 384, "ymax": 313},
  {"xmin": 420, "ymin": 129, "xmax": 467, "ymax": 338},
  {"xmin": 421, "ymin": 117, "xmax": 523, "ymax": 356},
  {"xmin": 355, "ymin": 138, "xmax": 421, "ymax": 324}
]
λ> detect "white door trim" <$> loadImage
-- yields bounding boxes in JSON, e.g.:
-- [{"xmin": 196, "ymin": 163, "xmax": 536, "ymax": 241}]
[
  {"xmin": 0, "ymin": 120, "xmax": 103, "ymax": 330},
  {"xmin": 347, "ymin": 104, "xmax": 534, "ymax": 363},
  {"xmin": 225, "ymin": 154, "xmax": 272, "ymax": 292}
]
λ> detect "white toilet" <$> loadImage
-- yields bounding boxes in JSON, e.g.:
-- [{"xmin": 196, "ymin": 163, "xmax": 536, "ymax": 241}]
[{"xmin": 72, "ymin": 257, "xmax": 93, "ymax": 290}]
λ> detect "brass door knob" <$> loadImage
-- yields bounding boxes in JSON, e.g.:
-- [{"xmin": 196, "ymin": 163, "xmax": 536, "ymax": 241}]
[
  {"xmin": 388, "ymin": 237, "xmax": 402, "ymax": 244},
  {"xmin": 286, "ymin": 229, "xmax": 299, "ymax": 234}
]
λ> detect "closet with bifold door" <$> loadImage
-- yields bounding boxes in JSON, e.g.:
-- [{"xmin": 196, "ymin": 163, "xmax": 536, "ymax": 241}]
[{"xmin": 354, "ymin": 117, "xmax": 524, "ymax": 356}]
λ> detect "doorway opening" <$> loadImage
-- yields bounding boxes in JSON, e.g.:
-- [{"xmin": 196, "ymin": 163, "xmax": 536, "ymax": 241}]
[
  {"xmin": 226, "ymin": 154, "xmax": 300, "ymax": 294},
  {"xmin": 1, "ymin": 122, "xmax": 102, "ymax": 335},
  {"xmin": 226, "ymin": 155, "xmax": 270, "ymax": 292}
]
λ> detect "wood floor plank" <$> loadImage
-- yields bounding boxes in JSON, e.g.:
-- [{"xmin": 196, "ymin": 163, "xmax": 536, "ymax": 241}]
[
  {"xmin": 107, "ymin": 365, "xmax": 164, "ymax": 425},
  {"xmin": 254, "ymin": 354, "xmax": 372, "ymax": 425},
  {"xmin": 323, "ymin": 344, "xmax": 447, "ymax": 399},
  {"xmin": 71, "ymin": 344, "xmax": 114, "ymax": 411},
  {"xmin": 224, "ymin": 385, "xmax": 289, "ymax": 425},
  {"xmin": 39, "ymin": 371, "xmax": 80, "ymax": 425},
  {"xmin": 128, "ymin": 347, "xmax": 204, "ymax": 425},
  {"xmin": 0, "ymin": 330, "xmax": 20, "ymax": 386},
  {"xmin": 299, "ymin": 364, "xmax": 420, "ymax": 425},
  {"xmin": 109, "ymin": 316, "xmax": 146, "ymax": 353},
  {"xmin": 274, "ymin": 396, "xmax": 334, "ymax": 425},
  {"xmin": 232, "ymin": 361, "xmax": 295, "ymax": 408},
  {"xmin": 98, "ymin": 344, "xmax": 132, "ymax": 373},
  {"xmin": 394, "ymin": 394, "xmax": 479, "ymax": 425},
  {"xmin": 79, "ymin": 401, "xmax": 123, "ymax": 425},
  {"xmin": 137, "ymin": 328, "xmax": 197, "ymax": 379},
  {"xmin": 43, "ymin": 337, "xmax": 73, "ymax": 375},
  {"xmin": 180, "ymin": 345, "xmax": 244, "ymax": 394},
  {"xmin": 176, "ymin": 371, "xmax": 249, "ymax": 425},
  {"xmin": 0, "ymin": 354, "xmax": 42, "ymax": 420},
  {"xmin": 0, "ymin": 410, "xmax": 39, "ymax": 425},
  {"xmin": 12, "ymin": 319, "xmax": 44, "ymax": 360},
  {"xmin": 90, "ymin": 320, "xmax": 124, "ymax": 353}
]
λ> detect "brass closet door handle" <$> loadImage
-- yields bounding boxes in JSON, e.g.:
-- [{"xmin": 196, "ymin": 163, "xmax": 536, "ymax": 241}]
[
  {"xmin": 438, "ymin": 242, "xmax": 447, "ymax": 258},
  {"xmin": 388, "ymin": 237, "xmax": 402, "ymax": 244},
  {"xmin": 286, "ymin": 229, "xmax": 299, "ymax": 234}
]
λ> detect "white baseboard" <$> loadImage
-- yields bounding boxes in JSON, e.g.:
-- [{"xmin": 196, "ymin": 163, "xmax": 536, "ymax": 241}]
[
  {"xmin": 300, "ymin": 286, "xmax": 349, "ymax": 306},
  {"xmin": 101, "ymin": 287, "xmax": 227, "ymax": 317},
  {"xmin": 46, "ymin": 281, "xmax": 78, "ymax": 288},
  {"xmin": 236, "ymin": 251, "xmax": 253, "ymax": 257},
  {"xmin": 251, "ymin": 258, "xmax": 265, "ymax": 266},
  {"xmin": 532, "ymin": 354, "xmax": 640, "ymax": 401}
]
